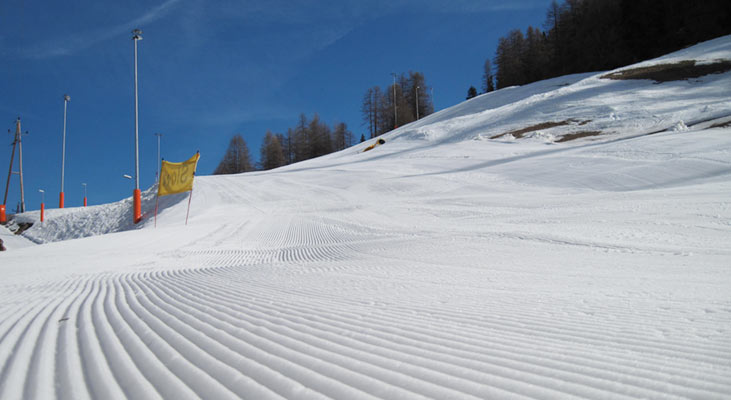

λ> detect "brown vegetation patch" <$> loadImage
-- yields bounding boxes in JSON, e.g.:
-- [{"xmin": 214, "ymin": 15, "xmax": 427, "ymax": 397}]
[
  {"xmin": 490, "ymin": 121, "xmax": 570, "ymax": 139},
  {"xmin": 601, "ymin": 60, "xmax": 731, "ymax": 82},
  {"xmin": 556, "ymin": 131, "xmax": 603, "ymax": 142},
  {"xmin": 12, "ymin": 222, "xmax": 33, "ymax": 235},
  {"xmin": 491, "ymin": 119, "xmax": 592, "ymax": 140},
  {"xmin": 709, "ymin": 121, "xmax": 731, "ymax": 129}
]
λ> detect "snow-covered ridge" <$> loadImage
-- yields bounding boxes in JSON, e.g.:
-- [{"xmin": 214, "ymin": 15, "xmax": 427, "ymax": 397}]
[
  {"xmin": 383, "ymin": 35, "xmax": 731, "ymax": 146},
  {"xmin": 13, "ymin": 35, "xmax": 731, "ymax": 244}
]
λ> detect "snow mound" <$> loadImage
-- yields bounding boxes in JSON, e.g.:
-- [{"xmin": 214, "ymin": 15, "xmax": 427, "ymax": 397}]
[{"xmin": 15, "ymin": 185, "xmax": 190, "ymax": 244}]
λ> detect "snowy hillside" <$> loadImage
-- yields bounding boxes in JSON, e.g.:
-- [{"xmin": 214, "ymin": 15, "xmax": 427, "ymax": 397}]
[{"xmin": 1, "ymin": 36, "xmax": 730, "ymax": 399}]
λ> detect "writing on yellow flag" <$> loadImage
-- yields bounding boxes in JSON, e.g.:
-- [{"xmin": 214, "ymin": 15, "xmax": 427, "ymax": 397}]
[{"xmin": 158, "ymin": 153, "xmax": 200, "ymax": 196}]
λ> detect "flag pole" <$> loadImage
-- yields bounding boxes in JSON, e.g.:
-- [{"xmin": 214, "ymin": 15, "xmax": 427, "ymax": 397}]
[
  {"xmin": 185, "ymin": 151, "xmax": 199, "ymax": 226},
  {"xmin": 154, "ymin": 158, "xmax": 162, "ymax": 228},
  {"xmin": 154, "ymin": 195, "xmax": 159, "ymax": 228},
  {"xmin": 185, "ymin": 187, "xmax": 193, "ymax": 225}
]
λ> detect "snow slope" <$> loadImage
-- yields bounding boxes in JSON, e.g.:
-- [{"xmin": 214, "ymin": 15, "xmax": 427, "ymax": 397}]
[{"xmin": 1, "ymin": 36, "xmax": 730, "ymax": 399}]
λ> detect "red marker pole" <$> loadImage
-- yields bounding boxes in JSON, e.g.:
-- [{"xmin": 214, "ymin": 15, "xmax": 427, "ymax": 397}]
[
  {"xmin": 133, "ymin": 189, "xmax": 141, "ymax": 223},
  {"xmin": 38, "ymin": 189, "xmax": 45, "ymax": 222},
  {"xmin": 0, "ymin": 204, "xmax": 6, "ymax": 223},
  {"xmin": 59, "ymin": 192, "xmax": 64, "ymax": 208}
]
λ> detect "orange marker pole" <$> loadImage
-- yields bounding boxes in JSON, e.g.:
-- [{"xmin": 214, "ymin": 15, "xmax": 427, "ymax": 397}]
[
  {"xmin": 59, "ymin": 191, "xmax": 65, "ymax": 208},
  {"xmin": 83, "ymin": 197, "xmax": 87, "ymax": 207},
  {"xmin": 133, "ymin": 189, "xmax": 141, "ymax": 224},
  {"xmin": 40, "ymin": 202, "xmax": 45, "ymax": 222}
]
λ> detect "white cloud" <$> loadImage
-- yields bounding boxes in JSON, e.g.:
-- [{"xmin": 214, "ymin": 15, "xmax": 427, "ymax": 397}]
[{"xmin": 21, "ymin": 0, "xmax": 184, "ymax": 59}]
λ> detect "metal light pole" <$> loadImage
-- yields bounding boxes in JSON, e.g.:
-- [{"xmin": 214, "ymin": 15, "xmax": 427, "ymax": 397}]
[
  {"xmin": 416, "ymin": 86, "xmax": 420, "ymax": 120},
  {"xmin": 132, "ymin": 29, "xmax": 143, "ymax": 223},
  {"xmin": 82, "ymin": 183, "xmax": 87, "ymax": 207},
  {"xmin": 154, "ymin": 132, "xmax": 162, "ymax": 182},
  {"xmin": 60, "ymin": 94, "xmax": 70, "ymax": 208},
  {"xmin": 38, "ymin": 189, "xmax": 45, "ymax": 222},
  {"xmin": 391, "ymin": 73, "xmax": 398, "ymax": 129}
]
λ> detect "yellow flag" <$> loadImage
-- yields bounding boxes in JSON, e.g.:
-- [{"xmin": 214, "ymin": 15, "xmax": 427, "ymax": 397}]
[{"xmin": 158, "ymin": 153, "xmax": 200, "ymax": 196}]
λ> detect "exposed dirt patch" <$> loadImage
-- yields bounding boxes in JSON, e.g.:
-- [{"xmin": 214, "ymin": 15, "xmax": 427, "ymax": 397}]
[
  {"xmin": 709, "ymin": 121, "xmax": 731, "ymax": 129},
  {"xmin": 556, "ymin": 131, "xmax": 603, "ymax": 142},
  {"xmin": 490, "ymin": 119, "xmax": 592, "ymax": 140},
  {"xmin": 601, "ymin": 60, "xmax": 731, "ymax": 82},
  {"xmin": 13, "ymin": 222, "xmax": 33, "ymax": 235}
]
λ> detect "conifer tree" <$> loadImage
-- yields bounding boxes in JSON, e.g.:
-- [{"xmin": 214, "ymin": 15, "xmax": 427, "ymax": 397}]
[
  {"xmin": 213, "ymin": 134, "xmax": 254, "ymax": 174},
  {"xmin": 482, "ymin": 59, "xmax": 495, "ymax": 93},
  {"xmin": 309, "ymin": 114, "xmax": 333, "ymax": 158},
  {"xmin": 466, "ymin": 86, "xmax": 478, "ymax": 99},
  {"xmin": 293, "ymin": 114, "xmax": 310, "ymax": 162},
  {"xmin": 333, "ymin": 122, "xmax": 352, "ymax": 151},
  {"xmin": 260, "ymin": 131, "xmax": 285, "ymax": 170},
  {"xmin": 276, "ymin": 130, "xmax": 294, "ymax": 165}
]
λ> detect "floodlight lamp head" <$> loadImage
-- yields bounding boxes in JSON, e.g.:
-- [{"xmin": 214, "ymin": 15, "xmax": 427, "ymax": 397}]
[
  {"xmin": 132, "ymin": 29, "xmax": 143, "ymax": 40},
  {"xmin": 64, "ymin": 94, "xmax": 70, "ymax": 102},
  {"xmin": 38, "ymin": 189, "xmax": 44, "ymax": 193}
]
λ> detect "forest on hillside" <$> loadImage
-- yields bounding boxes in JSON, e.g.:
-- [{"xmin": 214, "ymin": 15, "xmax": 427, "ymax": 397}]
[
  {"xmin": 485, "ymin": 0, "xmax": 731, "ymax": 90},
  {"xmin": 216, "ymin": 0, "xmax": 731, "ymax": 174},
  {"xmin": 214, "ymin": 115, "xmax": 354, "ymax": 174},
  {"xmin": 214, "ymin": 71, "xmax": 434, "ymax": 174}
]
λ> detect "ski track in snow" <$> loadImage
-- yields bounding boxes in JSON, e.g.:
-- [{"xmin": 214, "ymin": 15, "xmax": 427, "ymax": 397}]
[
  {"xmin": 1, "ymin": 211, "xmax": 730, "ymax": 399},
  {"xmin": 3, "ymin": 36, "xmax": 731, "ymax": 399}
]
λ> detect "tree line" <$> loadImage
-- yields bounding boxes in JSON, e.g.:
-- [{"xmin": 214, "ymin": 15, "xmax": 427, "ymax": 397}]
[
  {"xmin": 213, "ymin": 114, "xmax": 354, "ymax": 174},
  {"xmin": 214, "ymin": 69, "xmax": 437, "ymax": 175},
  {"xmin": 361, "ymin": 71, "xmax": 434, "ymax": 138},
  {"xmin": 471, "ymin": 0, "xmax": 731, "ymax": 94}
]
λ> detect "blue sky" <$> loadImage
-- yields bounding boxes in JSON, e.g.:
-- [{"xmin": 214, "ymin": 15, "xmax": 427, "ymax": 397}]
[{"xmin": 1, "ymin": 0, "xmax": 551, "ymax": 208}]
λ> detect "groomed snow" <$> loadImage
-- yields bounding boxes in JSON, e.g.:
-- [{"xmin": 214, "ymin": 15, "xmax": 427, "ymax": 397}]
[{"xmin": 1, "ymin": 36, "xmax": 730, "ymax": 399}]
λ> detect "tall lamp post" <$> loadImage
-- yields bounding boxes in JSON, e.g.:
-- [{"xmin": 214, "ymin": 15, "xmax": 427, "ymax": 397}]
[
  {"xmin": 60, "ymin": 94, "xmax": 70, "ymax": 208},
  {"xmin": 132, "ymin": 29, "xmax": 143, "ymax": 223},
  {"xmin": 82, "ymin": 183, "xmax": 87, "ymax": 207},
  {"xmin": 154, "ymin": 132, "xmax": 163, "ymax": 182}
]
